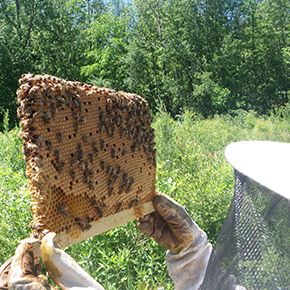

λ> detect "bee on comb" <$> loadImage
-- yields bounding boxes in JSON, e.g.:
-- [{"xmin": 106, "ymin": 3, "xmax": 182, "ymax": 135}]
[{"xmin": 17, "ymin": 74, "xmax": 156, "ymax": 247}]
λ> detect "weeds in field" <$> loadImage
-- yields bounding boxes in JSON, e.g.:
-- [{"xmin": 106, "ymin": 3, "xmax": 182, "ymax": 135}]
[{"xmin": 0, "ymin": 109, "xmax": 289, "ymax": 289}]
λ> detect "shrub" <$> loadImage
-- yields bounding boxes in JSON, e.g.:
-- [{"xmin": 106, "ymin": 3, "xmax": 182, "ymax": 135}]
[{"xmin": 0, "ymin": 110, "xmax": 289, "ymax": 288}]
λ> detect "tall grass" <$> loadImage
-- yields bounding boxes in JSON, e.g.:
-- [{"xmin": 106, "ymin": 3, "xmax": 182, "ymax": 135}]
[
  {"xmin": 0, "ymin": 111, "xmax": 31, "ymax": 260},
  {"xmin": 0, "ymin": 109, "xmax": 289, "ymax": 289}
]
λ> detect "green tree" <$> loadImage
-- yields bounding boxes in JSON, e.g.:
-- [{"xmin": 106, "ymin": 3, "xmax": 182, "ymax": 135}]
[
  {"xmin": 0, "ymin": 0, "xmax": 105, "ymax": 127},
  {"xmin": 212, "ymin": 0, "xmax": 289, "ymax": 113},
  {"xmin": 125, "ymin": 0, "xmax": 169, "ymax": 111},
  {"xmin": 0, "ymin": 0, "xmax": 37, "ymax": 126},
  {"xmin": 32, "ymin": 0, "xmax": 87, "ymax": 80},
  {"xmin": 0, "ymin": 0, "xmax": 289, "ymax": 123},
  {"xmin": 80, "ymin": 6, "xmax": 130, "ymax": 89}
]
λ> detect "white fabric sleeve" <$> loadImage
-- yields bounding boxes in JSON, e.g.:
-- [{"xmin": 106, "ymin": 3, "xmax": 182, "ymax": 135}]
[
  {"xmin": 166, "ymin": 221, "xmax": 212, "ymax": 290},
  {"xmin": 41, "ymin": 233, "xmax": 104, "ymax": 290}
]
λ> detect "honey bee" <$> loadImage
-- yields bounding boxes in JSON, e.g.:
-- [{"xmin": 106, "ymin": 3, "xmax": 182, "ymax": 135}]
[
  {"xmin": 106, "ymin": 164, "xmax": 114, "ymax": 176},
  {"xmin": 79, "ymin": 114, "xmax": 85, "ymax": 124},
  {"xmin": 31, "ymin": 179, "xmax": 45, "ymax": 191},
  {"xmin": 118, "ymin": 173, "xmax": 128, "ymax": 194},
  {"xmin": 72, "ymin": 96, "xmax": 81, "ymax": 109},
  {"xmin": 88, "ymin": 181, "xmax": 94, "ymax": 190},
  {"xmin": 130, "ymin": 142, "xmax": 137, "ymax": 153},
  {"xmin": 143, "ymin": 142, "xmax": 150, "ymax": 154},
  {"xmin": 76, "ymin": 143, "xmax": 83, "ymax": 162},
  {"xmin": 107, "ymin": 175, "xmax": 117, "ymax": 188},
  {"xmin": 74, "ymin": 217, "xmax": 92, "ymax": 231},
  {"xmin": 33, "ymin": 157, "xmax": 42, "ymax": 166},
  {"xmin": 41, "ymin": 111, "xmax": 51, "ymax": 124},
  {"xmin": 115, "ymin": 202, "xmax": 122, "ymax": 213},
  {"xmin": 106, "ymin": 97, "xmax": 113, "ymax": 107},
  {"xmin": 56, "ymin": 96, "xmax": 66, "ymax": 107},
  {"xmin": 128, "ymin": 198, "xmax": 139, "ymax": 208},
  {"xmin": 89, "ymin": 198, "xmax": 103, "ymax": 218},
  {"xmin": 114, "ymin": 115, "xmax": 122, "ymax": 127},
  {"xmin": 106, "ymin": 126, "xmax": 114, "ymax": 138},
  {"xmin": 55, "ymin": 160, "xmax": 65, "ymax": 172},
  {"xmin": 56, "ymin": 132, "xmax": 62, "ymax": 143},
  {"xmin": 29, "ymin": 221, "xmax": 44, "ymax": 231},
  {"xmin": 99, "ymin": 123, "xmax": 105, "ymax": 133},
  {"xmin": 99, "ymin": 111, "xmax": 105, "ymax": 123},
  {"xmin": 119, "ymin": 127, "xmax": 127, "ymax": 138},
  {"xmin": 100, "ymin": 160, "xmax": 105, "ymax": 170},
  {"xmin": 91, "ymin": 142, "xmax": 98, "ymax": 154},
  {"xmin": 50, "ymin": 102, "xmax": 56, "ymax": 118},
  {"xmin": 126, "ymin": 177, "xmax": 134, "ymax": 193},
  {"xmin": 129, "ymin": 128, "xmax": 136, "ymax": 140},
  {"xmin": 136, "ymin": 187, "xmax": 143, "ymax": 194},
  {"xmin": 45, "ymin": 140, "xmax": 52, "ymax": 152},
  {"xmin": 57, "ymin": 203, "xmax": 69, "ymax": 216},
  {"xmin": 95, "ymin": 206, "xmax": 103, "ymax": 218},
  {"xmin": 53, "ymin": 149, "xmax": 60, "ymax": 159},
  {"xmin": 99, "ymin": 139, "xmax": 105, "ymax": 151},
  {"xmin": 107, "ymin": 185, "xmax": 114, "ymax": 197},
  {"xmin": 71, "ymin": 111, "xmax": 79, "ymax": 132},
  {"xmin": 82, "ymin": 162, "xmax": 93, "ymax": 183},
  {"xmin": 121, "ymin": 148, "xmax": 126, "ymax": 156},
  {"xmin": 88, "ymin": 153, "xmax": 94, "ymax": 163},
  {"xmin": 114, "ymin": 165, "xmax": 121, "ymax": 176},
  {"xmin": 110, "ymin": 147, "xmax": 115, "ymax": 159},
  {"xmin": 81, "ymin": 133, "xmax": 89, "ymax": 145},
  {"xmin": 69, "ymin": 169, "xmax": 76, "ymax": 180},
  {"xmin": 26, "ymin": 142, "xmax": 38, "ymax": 151}
]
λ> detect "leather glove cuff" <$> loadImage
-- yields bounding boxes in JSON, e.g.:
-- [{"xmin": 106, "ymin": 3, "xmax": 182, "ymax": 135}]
[{"xmin": 166, "ymin": 221, "xmax": 212, "ymax": 290}]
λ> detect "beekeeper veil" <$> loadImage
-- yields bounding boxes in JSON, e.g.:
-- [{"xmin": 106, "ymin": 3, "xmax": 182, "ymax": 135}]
[{"xmin": 200, "ymin": 141, "xmax": 290, "ymax": 290}]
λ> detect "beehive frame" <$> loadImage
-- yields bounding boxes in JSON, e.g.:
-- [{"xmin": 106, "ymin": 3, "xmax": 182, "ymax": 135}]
[{"xmin": 17, "ymin": 74, "xmax": 156, "ymax": 247}]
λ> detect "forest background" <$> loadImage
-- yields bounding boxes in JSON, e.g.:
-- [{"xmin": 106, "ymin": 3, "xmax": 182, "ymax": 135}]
[
  {"xmin": 0, "ymin": 0, "xmax": 289, "ymax": 289},
  {"xmin": 0, "ymin": 0, "xmax": 289, "ymax": 125}
]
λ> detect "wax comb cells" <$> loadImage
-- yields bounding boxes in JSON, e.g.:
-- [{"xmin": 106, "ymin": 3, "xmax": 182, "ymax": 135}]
[{"xmin": 17, "ymin": 74, "xmax": 156, "ymax": 246}]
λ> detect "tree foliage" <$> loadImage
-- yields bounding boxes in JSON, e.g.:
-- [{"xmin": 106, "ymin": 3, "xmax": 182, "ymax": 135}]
[
  {"xmin": 0, "ymin": 0, "xmax": 289, "ymax": 126},
  {"xmin": 81, "ymin": 9, "xmax": 129, "ymax": 88}
]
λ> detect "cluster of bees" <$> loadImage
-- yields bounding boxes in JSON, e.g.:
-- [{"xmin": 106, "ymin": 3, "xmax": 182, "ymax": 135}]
[
  {"xmin": 17, "ymin": 74, "xmax": 156, "ymax": 238},
  {"xmin": 68, "ymin": 142, "xmax": 96, "ymax": 191},
  {"xmin": 102, "ymin": 93, "xmax": 156, "ymax": 167},
  {"xmin": 100, "ymin": 160, "xmax": 135, "ymax": 197}
]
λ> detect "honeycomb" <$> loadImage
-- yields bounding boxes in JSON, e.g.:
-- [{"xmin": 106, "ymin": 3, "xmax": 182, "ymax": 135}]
[{"xmin": 17, "ymin": 74, "xmax": 156, "ymax": 246}]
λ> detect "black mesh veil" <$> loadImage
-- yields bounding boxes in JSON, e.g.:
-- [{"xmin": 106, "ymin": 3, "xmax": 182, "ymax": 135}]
[{"xmin": 200, "ymin": 170, "xmax": 290, "ymax": 290}]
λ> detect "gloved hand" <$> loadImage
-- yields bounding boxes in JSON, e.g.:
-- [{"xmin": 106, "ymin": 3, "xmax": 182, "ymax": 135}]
[
  {"xmin": 139, "ymin": 194, "xmax": 212, "ymax": 290},
  {"xmin": 0, "ymin": 237, "xmax": 53, "ymax": 289},
  {"xmin": 0, "ymin": 257, "xmax": 12, "ymax": 290},
  {"xmin": 0, "ymin": 233, "xmax": 104, "ymax": 290},
  {"xmin": 41, "ymin": 232, "xmax": 104, "ymax": 290},
  {"xmin": 138, "ymin": 194, "xmax": 195, "ymax": 254}
]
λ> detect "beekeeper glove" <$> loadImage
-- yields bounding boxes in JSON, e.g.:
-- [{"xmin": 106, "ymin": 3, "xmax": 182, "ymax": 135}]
[
  {"xmin": 41, "ymin": 232, "xmax": 104, "ymax": 290},
  {"xmin": 0, "ymin": 258, "xmax": 12, "ymax": 290},
  {"xmin": 0, "ymin": 234, "xmax": 104, "ymax": 290},
  {"xmin": 3, "ymin": 237, "xmax": 54, "ymax": 290},
  {"xmin": 138, "ymin": 194, "xmax": 212, "ymax": 290}
]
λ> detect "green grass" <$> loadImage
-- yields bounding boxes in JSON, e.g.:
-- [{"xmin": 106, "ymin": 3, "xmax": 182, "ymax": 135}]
[{"xmin": 0, "ymin": 109, "xmax": 289, "ymax": 289}]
